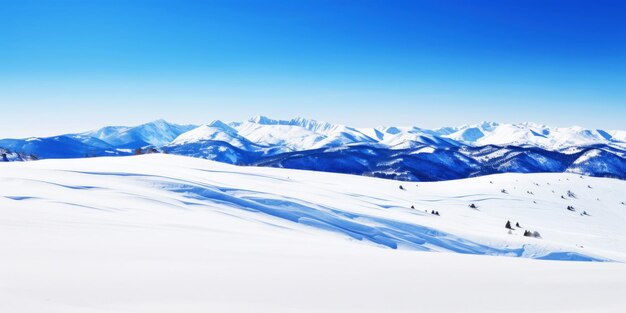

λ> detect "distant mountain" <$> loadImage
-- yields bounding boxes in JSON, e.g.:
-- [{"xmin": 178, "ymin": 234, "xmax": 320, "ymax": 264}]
[
  {"xmin": 2, "ymin": 117, "xmax": 625, "ymax": 181},
  {"xmin": 251, "ymin": 144, "xmax": 625, "ymax": 181},
  {"xmin": 0, "ymin": 136, "xmax": 123, "ymax": 159},
  {"xmin": 439, "ymin": 122, "xmax": 625, "ymax": 149},
  {"xmin": 0, "ymin": 119, "xmax": 195, "ymax": 159},
  {"xmin": 170, "ymin": 120, "xmax": 258, "ymax": 150},
  {"xmin": 80, "ymin": 119, "xmax": 196, "ymax": 149},
  {"xmin": 0, "ymin": 147, "xmax": 34, "ymax": 162},
  {"xmin": 358, "ymin": 126, "xmax": 459, "ymax": 149},
  {"xmin": 227, "ymin": 116, "xmax": 378, "ymax": 152},
  {"xmin": 567, "ymin": 148, "xmax": 626, "ymax": 179}
]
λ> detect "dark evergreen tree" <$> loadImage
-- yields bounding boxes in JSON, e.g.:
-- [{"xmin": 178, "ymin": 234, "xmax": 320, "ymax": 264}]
[{"xmin": 505, "ymin": 221, "xmax": 512, "ymax": 229}]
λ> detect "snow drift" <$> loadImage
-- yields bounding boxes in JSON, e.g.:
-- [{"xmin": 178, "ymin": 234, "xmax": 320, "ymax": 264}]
[{"xmin": 2, "ymin": 154, "xmax": 626, "ymax": 312}]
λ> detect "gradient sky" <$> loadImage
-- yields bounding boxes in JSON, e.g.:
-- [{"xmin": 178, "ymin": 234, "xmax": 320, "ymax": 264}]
[{"xmin": 1, "ymin": 0, "xmax": 625, "ymax": 137}]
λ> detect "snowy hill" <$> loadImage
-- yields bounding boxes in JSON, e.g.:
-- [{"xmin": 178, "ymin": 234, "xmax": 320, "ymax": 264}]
[{"xmin": 2, "ymin": 154, "xmax": 626, "ymax": 312}]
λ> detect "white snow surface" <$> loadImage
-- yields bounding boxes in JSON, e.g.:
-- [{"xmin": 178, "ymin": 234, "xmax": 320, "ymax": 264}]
[{"xmin": 2, "ymin": 154, "xmax": 626, "ymax": 312}]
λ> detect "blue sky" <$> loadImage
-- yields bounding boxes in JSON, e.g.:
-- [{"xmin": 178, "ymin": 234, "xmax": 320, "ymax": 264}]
[{"xmin": 1, "ymin": 0, "xmax": 625, "ymax": 137}]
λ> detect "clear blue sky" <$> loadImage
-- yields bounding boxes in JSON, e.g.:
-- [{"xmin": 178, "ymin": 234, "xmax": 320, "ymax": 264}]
[{"xmin": 1, "ymin": 0, "xmax": 625, "ymax": 137}]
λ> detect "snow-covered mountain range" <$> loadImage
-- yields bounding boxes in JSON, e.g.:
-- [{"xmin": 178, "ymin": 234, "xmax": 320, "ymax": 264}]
[{"xmin": 1, "ymin": 117, "xmax": 625, "ymax": 181}]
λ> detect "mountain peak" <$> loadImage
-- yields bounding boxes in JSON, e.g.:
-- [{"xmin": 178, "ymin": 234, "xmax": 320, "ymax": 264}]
[
  {"xmin": 207, "ymin": 120, "xmax": 237, "ymax": 135},
  {"xmin": 248, "ymin": 116, "xmax": 276, "ymax": 125},
  {"xmin": 208, "ymin": 119, "xmax": 230, "ymax": 129},
  {"xmin": 144, "ymin": 119, "xmax": 170, "ymax": 127},
  {"xmin": 478, "ymin": 121, "xmax": 499, "ymax": 130},
  {"xmin": 246, "ymin": 116, "xmax": 337, "ymax": 131}
]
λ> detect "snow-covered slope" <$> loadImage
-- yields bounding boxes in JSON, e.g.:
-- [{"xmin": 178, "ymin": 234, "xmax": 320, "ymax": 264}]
[
  {"xmin": 2, "ymin": 154, "xmax": 626, "ymax": 312},
  {"xmin": 608, "ymin": 130, "xmax": 626, "ymax": 142}
]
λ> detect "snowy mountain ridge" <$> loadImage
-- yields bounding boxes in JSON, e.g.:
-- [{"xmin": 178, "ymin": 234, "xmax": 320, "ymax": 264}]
[
  {"xmin": 3, "ymin": 117, "xmax": 624, "ymax": 152},
  {"xmin": 227, "ymin": 116, "xmax": 626, "ymax": 150},
  {"xmin": 80, "ymin": 119, "xmax": 197, "ymax": 148},
  {"xmin": 2, "ymin": 117, "xmax": 625, "ymax": 181}
]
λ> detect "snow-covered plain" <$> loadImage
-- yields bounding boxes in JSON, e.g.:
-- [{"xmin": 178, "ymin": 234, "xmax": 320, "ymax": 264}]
[{"xmin": 2, "ymin": 154, "xmax": 626, "ymax": 312}]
